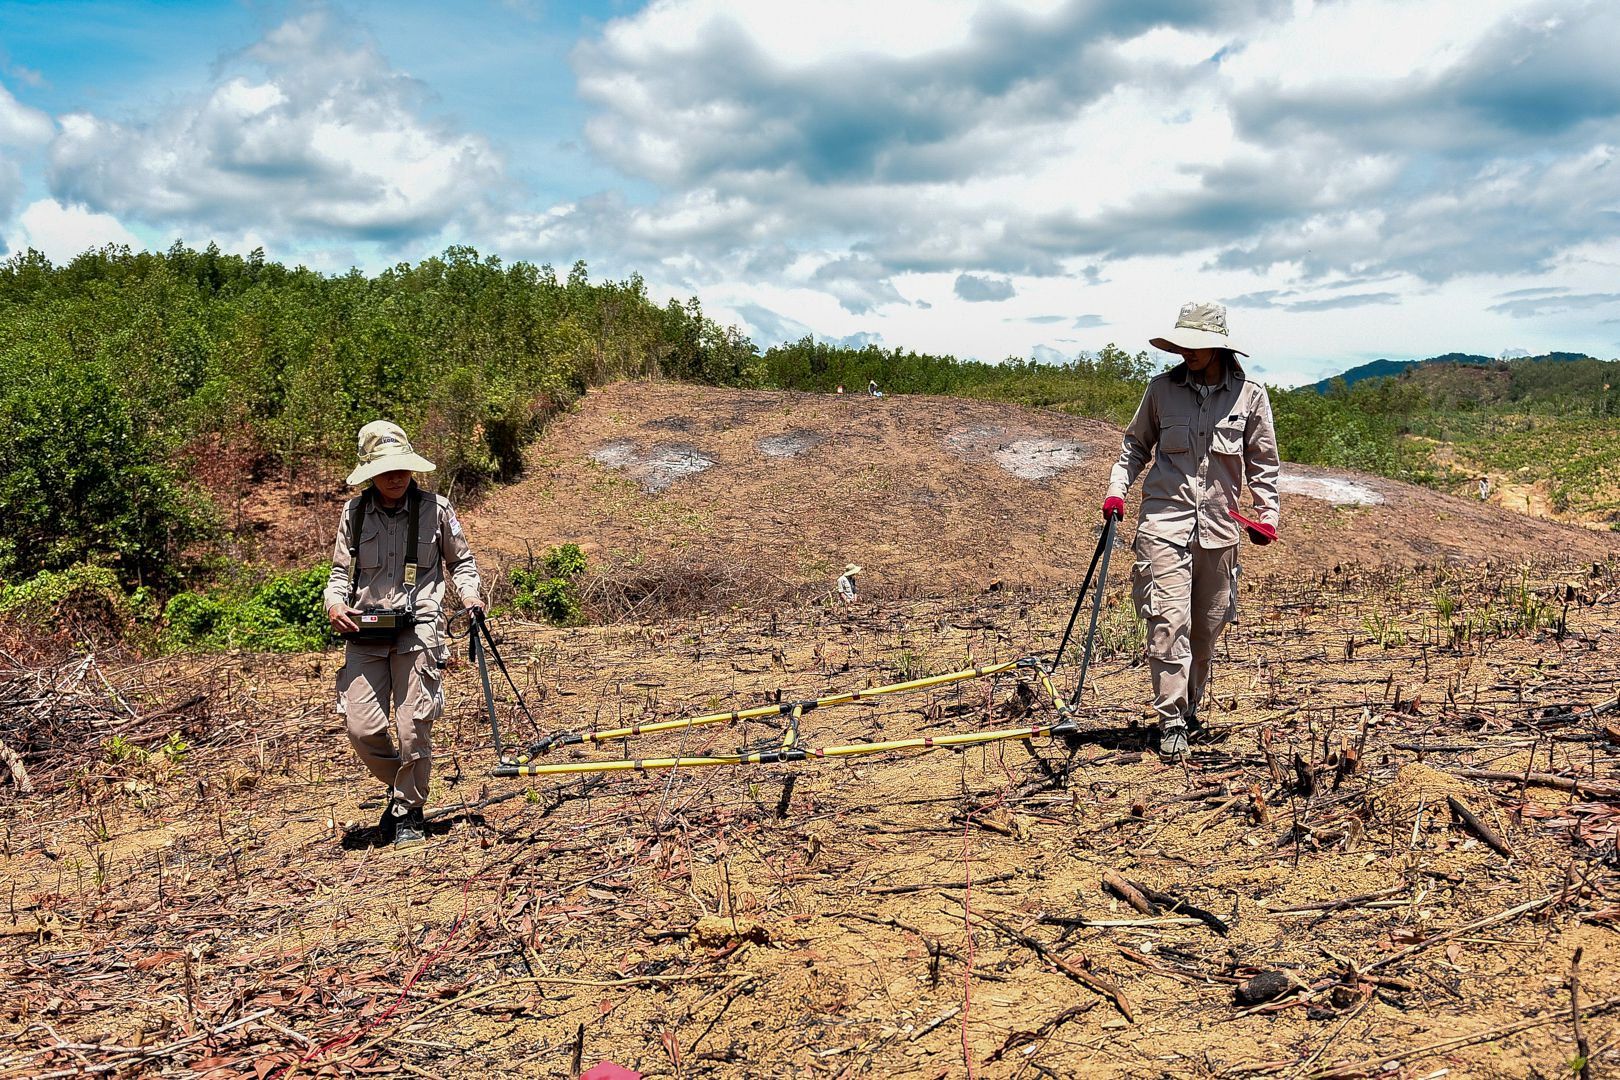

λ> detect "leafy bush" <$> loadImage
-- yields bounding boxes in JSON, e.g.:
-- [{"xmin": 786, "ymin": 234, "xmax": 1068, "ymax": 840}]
[
  {"xmin": 509, "ymin": 544, "xmax": 587, "ymax": 624},
  {"xmin": 0, "ymin": 357, "xmax": 215, "ymax": 590},
  {"xmin": 162, "ymin": 564, "xmax": 332, "ymax": 651},
  {"xmin": 0, "ymin": 563, "xmax": 153, "ymax": 641}
]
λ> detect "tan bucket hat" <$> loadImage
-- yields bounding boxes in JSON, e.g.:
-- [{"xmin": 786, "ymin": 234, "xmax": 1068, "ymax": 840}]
[
  {"xmin": 843, "ymin": 563, "xmax": 862, "ymax": 576},
  {"xmin": 1149, "ymin": 300, "xmax": 1248, "ymax": 357},
  {"xmin": 346, "ymin": 420, "xmax": 437, "ymax": 486}
]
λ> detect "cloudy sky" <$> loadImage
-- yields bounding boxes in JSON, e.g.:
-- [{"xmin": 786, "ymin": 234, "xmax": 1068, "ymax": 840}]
[{"xmin": 2, "ymin": 0, "xmax": 1617, "ymax": 385}]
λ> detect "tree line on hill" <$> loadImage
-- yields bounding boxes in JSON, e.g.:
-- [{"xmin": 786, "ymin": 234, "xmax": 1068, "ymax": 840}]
[{"xmin": 2, "ymin": 242, "xmax": 1615, "ymax": 629}]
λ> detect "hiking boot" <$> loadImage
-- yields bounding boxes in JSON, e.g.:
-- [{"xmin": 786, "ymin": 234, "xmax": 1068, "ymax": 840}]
[
  {"xmin": 1159, "ymin": 722, "xmax": 1190, "ymax": 761},
  {"xmin": 377, "ymin": 797, "xmax": 398, "ymax": 840},
  {"xmin": 1186, "ymin": 712, "xmax": 1211, "ymax": 744},
  {"xmin": 392, "ymin": 807, "xmax": 427, "ymax": 846}
]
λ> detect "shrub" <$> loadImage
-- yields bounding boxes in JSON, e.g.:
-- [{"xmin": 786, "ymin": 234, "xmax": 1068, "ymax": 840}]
[
  {"xmin": 0, "ymin": 563, "xmax": 152, "ymax": 642},
  {"xmin": 509, "ymin": 544, "xmax": 587, "ymax": 624},
  {"xmin": 0, "ymin": 357, "xmax": 215, "ymax": 591},
  {"xmin": 162, "ymin": 564, "xmax": 332, "ymax": 651}
]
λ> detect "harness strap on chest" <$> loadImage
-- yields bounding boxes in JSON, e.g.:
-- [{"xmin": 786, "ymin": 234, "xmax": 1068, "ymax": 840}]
[{"xmin": 345, "ymin": 485, "xmax": 424, "ymax": 609}]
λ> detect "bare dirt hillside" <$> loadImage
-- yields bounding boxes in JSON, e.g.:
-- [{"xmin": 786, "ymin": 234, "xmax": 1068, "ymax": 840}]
[{"xmin": 467, "ymin": 381, "xmax": 1620, "ymax": 603}]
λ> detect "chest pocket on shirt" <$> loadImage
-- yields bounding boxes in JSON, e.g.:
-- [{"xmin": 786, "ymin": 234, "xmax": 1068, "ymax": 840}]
[
  {"xmin": 416, "ymin": 516, "xmax": 442, "ymax": 571},
  {"xmin": 1160, "ymin": 423, "xmax": 1192, "ymax": 454},
  {"xmin": 1212, "ymin": 417, "xmax": 1246, "ymax": 456},
  {"xmin": 358, "ymin": 521, "xmax": 385, "ymax": 570}
]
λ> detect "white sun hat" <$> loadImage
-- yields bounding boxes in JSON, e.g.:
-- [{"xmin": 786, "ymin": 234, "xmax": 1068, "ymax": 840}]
[
  {"xmin": 843, "ymin": 563, "xmax": 862, "ymax": 576},
  {"xmin": 1148, "ymin": 300, "xmax": 1248, "ymax": 357},
  {"xmin": 345, "ymin": 420, "xmax": 437, "ymax": 486}
]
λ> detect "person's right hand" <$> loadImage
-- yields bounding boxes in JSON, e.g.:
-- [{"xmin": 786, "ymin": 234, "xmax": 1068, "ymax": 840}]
[
  {"xmin": 328, "ymin": 604, "xmax": 361, "ymax": 634},
  {"xmin": 1102, "ymin": 496, "xmax": 1125, "ymax": 521}
]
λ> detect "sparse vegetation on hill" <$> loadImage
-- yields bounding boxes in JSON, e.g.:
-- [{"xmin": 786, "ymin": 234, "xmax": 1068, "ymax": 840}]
[{"xmin": 3, "ymin": 241, "xmax": 1617, "ymax": 642}]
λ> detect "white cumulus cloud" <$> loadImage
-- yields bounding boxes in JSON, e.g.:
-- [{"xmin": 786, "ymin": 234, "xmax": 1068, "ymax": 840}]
[
  {"xmin": 9, "ymin": 200, "xmax": 140, "ymax": 263},
  {"xmin": 46, "ymin": 9, "xmax": 506, "ymax": 246}
]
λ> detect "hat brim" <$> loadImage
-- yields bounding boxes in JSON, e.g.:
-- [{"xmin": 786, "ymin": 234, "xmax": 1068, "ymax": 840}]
[
  {"xmin": 843, "ymin": 564, "xmax": 862, "ymax": 576},
  {"xmin": 1150, "ymin": 327, "xmax": 1248, "ymax": 357},
  {"xmin": 347, "ymin": 453, "xmax": 437, "ymax": 486}
]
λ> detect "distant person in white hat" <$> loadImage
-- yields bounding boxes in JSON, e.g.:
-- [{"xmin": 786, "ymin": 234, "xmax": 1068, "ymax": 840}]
[
  {"xmin": 837, "ymin": 563, "xmax": 862, "ymax": 605},
  {"xmin": 323, "ymin": 421, "xmax": 485, "ymax": 845},
  {"xmin": 1103, "ymin": 302, "xmax": 1280, "ymax": 761}
]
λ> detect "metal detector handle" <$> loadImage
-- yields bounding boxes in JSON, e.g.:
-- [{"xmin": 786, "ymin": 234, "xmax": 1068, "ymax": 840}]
[
  {"xmin": 1052, "ymin": 517, "xmax": 1114, "ymax": 671},
  {"xmin": 468, "ymin": 607, "xmax": 507, "ymax": 761},
  {"xmin": 1068, "ymin": 513, "xmax": 1118, "ymax": 709}
]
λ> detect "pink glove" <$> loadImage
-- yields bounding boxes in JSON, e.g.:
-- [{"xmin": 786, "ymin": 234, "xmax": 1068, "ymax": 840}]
[
  {"xmin": 1102, "ymin": 496, "xmax": 1125, "ymax": 521},
  {"xmin": 1230, "ymin": 509, "xmax": 1277, "ymax": 545}
]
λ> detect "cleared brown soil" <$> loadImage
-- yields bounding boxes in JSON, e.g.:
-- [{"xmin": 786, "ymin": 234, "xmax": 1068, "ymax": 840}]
[{"xmin": 7, "ymin": 382, "xmax": 1620, "ymax": 1080}]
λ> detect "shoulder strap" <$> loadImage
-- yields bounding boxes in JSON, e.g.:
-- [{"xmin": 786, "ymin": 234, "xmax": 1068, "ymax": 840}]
[
  {"xmin": 402, "ymin": 486, "xmax": 422, "ymax": 599},
  {"xmin": 345, "ymin": 492, "xmax": 370, "ymax": 607}
]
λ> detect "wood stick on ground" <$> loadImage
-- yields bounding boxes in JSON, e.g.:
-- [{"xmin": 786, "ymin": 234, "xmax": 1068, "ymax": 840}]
[
  {"xmin": 1445, "ymin": 795, "xmax": 1514, "ymax": 860},
  {"xmin": 1128, "ymin": 880, "xmax": 1231, "ymax": 936},
  {"xmin": 976, "ymin": 910, "xmax": 1135, "ymax": 1022},
  {"xmin": 0, "ymin": 737, "xmax": 32, "ymax": 794},
  {"xmin": 1117, "ymin": 945, "xmax": 1244, "ymax": 986},
  {"xmin": 1456, "ymin": 767, "xmax": 1620, "ymax": 798},
  {"xmin": 1364, "ymin": 892, "xmax": 1559, "ymax": 974},
  {"xmin": 1307, "ymin": 996, "xmax": 1620, "ymax": 1079},
  {"xmin": 1572, "ymin": 947, "xmax": 1593, "ymax": 1080},
  {"xmin": 1101, "ymin": 871, "xmax": 1158, "ymax": 915},
  {"xmin": 865, "ymin": 871, "xmax": 1021, "ymax": 895},
  {"xmin": 1268, "ymin": 883, "xmax": 1408, "ymax": 916}
]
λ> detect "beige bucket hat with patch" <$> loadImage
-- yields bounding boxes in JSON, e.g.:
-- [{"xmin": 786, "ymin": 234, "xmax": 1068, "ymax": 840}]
[
  {"xmin": 1149, "ymin": 300, "xmax": 1249, "ymax": 357},
  {"xmin": 346, "ymin": 420, "xmax": 437, "ymax": 486}
]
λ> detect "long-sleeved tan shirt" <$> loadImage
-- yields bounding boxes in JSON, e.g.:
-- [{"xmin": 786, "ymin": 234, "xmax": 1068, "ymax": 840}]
[
  {"xmin": 323, "ymin": 486, "xmax": 483, "ymax": 653},
  {"xmin": 1106, "ymin": 362, "xmax": 1281, "ymax": 549}
]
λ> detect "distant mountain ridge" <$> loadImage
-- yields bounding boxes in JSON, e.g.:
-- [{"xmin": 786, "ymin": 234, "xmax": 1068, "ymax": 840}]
[{"xmin": 1309, "ymin": 351, "xmax": 1595, "ymax": 393}]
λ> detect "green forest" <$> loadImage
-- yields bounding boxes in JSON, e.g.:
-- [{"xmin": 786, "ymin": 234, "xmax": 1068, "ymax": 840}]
[{"xmin": 2, "ymin": 243, "xmax": 1617, "ymax": 647}]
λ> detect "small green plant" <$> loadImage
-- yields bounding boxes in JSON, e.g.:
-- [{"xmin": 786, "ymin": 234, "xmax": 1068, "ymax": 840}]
[
  {"xmin": 1096, "ymin": 601, "xmax": 1148, "ymax": 658},
  {"xmin": 524, "ymin": 787, "xmax": 541, "ymax": 804},
  {"xmin": 104, "ymin": 734, "xmax": 145, "ymax": 764},
  {"xmin": 1362, "ymin": 611, "xmax": 1405, "ymax": 648},
  {"xmin": 509, "ymin": 544, "xmax": 587, "ymax": 625},
  {"xmin": 161, "ymin": 732, "xmax": 189, "ymax": 766}
]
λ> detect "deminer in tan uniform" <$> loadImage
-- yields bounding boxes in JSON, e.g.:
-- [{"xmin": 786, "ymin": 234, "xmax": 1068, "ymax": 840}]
[
  {"xmin": 1103, "ymin": 302, "xmax": 1280, "ymax": 761},
  {"xmin": 324, "ymin": 422, "xmax": 484, "ymax": 844}
]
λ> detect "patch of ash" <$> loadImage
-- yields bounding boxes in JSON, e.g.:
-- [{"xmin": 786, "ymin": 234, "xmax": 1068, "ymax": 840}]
[
  {"xmin": 944, "ymin": 425, "xmax": 1006, "ymax": 456},
  {"xmin": 947, "ymin": 426, "xmax": 1084, "ymax": 479},
  {"xmin": 635, "ymin": 444, "xmax": 714, "ymax": 493},
  {"xmin": 644, "ymin": 416, "xmax": 695, "ymax": 432},
  {"xmin": 758, "ymin": 430, "xmax": 823, "ymax": 458},
  {"xmin": 1278, "ymin": 466, "xmax": 1384, "ymax": 506},
  {"xmin": 992, "ymin": 439, "xmax": 1085, "ymax": 480},
  {"xmin": 590, "ymin": 440, "xmax": 714, "ymax": 492},
  {"xmin": 590, "ymin": 440, "xmax": 638, "ymax": 469}
]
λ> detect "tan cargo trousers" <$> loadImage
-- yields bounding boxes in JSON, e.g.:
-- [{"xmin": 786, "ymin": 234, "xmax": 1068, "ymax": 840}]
[
  {"xmin": 1130, "ymin": 533, "xmax": 1238, "ymax": 728},
  {"xmin": 337, "ymin": 647, "xmax": 446, "ymax": 808}
]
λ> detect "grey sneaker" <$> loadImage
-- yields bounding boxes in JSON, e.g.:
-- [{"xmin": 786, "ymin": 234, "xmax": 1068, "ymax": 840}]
[
  {"xmin": 1159, "ymin": 722, "xmax": 1190, "ymax": 761},
  {"xmin": 392, "ymin": 807, "xmax": 427, "ymax": 846}
]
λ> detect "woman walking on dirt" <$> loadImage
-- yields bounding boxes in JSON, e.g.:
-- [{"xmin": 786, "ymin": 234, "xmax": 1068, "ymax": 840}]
[
  {"xmin": 324, "ymin": 421, "xmax": 485, "ymax": 845},
  {"xmin": 1102, "ymin": 302, "xmax": 1280, "ymax": 761}
]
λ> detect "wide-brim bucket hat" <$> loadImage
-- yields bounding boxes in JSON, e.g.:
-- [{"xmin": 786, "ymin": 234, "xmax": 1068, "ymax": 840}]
[
  {"xmin": 346, "ymin": 420, "xmax": 437, "ymax": 486},
  {"xmin": 843, "ymin": 563, "xmax": 863, "ymax": 576},
  {"xmin": 1149, "ymin": 300, "xmax": 1249, "ymax": 357}
]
